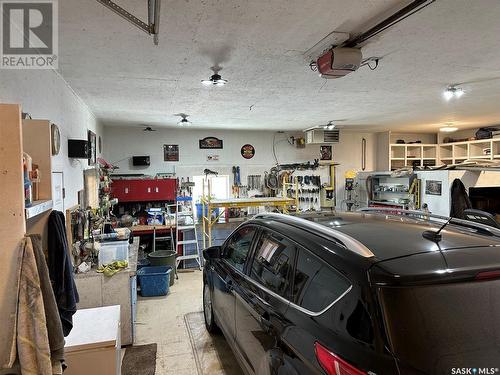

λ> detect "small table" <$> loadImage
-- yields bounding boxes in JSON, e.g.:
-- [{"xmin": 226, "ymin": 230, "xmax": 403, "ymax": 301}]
[{"xmin": 64, "ymin": 305, "xmax": 121, "ymax": 375}]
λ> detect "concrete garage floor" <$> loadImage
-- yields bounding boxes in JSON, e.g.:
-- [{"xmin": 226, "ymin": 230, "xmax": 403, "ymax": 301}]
[{"xmin": 134, "ymin": 269, "xmax": 243, "ymax": 375}]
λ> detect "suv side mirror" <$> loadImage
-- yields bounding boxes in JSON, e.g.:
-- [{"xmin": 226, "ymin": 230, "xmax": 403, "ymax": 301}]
[{"xmin": 203, "ymin": 246, "xmax": 222, "ymax": 261}]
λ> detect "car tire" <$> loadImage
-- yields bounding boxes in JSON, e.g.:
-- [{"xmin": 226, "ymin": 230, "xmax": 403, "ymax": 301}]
[{"xmin": 203, "ymin": 282, "xmax": 219, "ymax": 333}]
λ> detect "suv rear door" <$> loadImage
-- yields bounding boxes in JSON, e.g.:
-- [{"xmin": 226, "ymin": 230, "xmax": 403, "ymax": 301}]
[{"xmin": 234, "ymin": 228, "xmax": 296, "ymax": 374}]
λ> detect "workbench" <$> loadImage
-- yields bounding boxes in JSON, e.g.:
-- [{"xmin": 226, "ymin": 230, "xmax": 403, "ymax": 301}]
[
  {"xmin": 73, "ymin": 238, "xmax": 139, "ymax": 346},
  {"xmin": 130, "ymin": 224, "xmax": 173, "ymax": 235},
  {"xmin": 201, "ymin": 196, "xmax": 296, "ymax": 247}
]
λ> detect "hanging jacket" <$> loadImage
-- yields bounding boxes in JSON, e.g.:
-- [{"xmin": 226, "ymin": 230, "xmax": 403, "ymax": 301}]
[
  {"xmin": 47, "ymin": 211, "xmax": 79, "ymax": 337},
  {"xmin": 450, "ymin": 178, "xmax": 472, "ymax": 219}
]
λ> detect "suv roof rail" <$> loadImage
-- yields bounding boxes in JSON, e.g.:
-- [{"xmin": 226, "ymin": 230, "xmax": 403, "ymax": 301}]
[
  {"xmin": 253, "ymin": 212, "xmax": 375, "ymax": 258},
  {"xmin": 358, "ymin": 207, "xmax": 500, "ymax": 238}
]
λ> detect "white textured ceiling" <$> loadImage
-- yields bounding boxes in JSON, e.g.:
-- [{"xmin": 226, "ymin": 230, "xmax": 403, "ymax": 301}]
[{"xmin": 59, "ymin": 0, "xmax": 500, "ymax": 132}]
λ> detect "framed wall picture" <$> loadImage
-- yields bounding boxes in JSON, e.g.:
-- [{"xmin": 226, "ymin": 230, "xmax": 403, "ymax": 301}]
[
  {"xmin": 199, "ymin": 137, "xmax": 223, "ymax": 149},
  {"xmin": 320, "ymin": 145, "xmax": 332, "ymax": 161},
  {"xmin": 164, "ymin": 144, "xmax": 179, "ymax": 161},
  {"xmin": 241, "ymin": 144, "xmax": 255, "ymax": 159},
  {"xmin": 425, "ymin": 180, "xmax": 442, "ymax": 196},
  {"xmin": 88, "ymin": 130, "xmax": 96, "ymax": 166}
]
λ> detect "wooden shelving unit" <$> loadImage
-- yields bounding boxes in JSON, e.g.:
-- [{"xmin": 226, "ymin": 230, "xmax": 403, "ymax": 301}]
[
  {"xmin": 0, "ymin": 105, "xmax": 56, "ymax": 367},
  {"xmin": 389, "ymin": 144, "xmax": 438, "ymax": 170},
  {"xmin": 439, "ymin": 138, "xmax": 500, "ymax": 165},
  {"xmin": 378, "ymin": 131, "xmax": 500, "ymax": 170}
]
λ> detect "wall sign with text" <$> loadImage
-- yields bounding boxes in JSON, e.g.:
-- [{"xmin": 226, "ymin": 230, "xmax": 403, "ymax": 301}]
[{"xmin": 199, "ymin": 137, "xmax": 223, "ymax": 149}]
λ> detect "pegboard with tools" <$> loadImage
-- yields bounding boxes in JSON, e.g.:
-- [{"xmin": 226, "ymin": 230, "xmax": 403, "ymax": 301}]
[{"xmin": 286, "ymin": 175, "xmax": 322, "ymax": 212}]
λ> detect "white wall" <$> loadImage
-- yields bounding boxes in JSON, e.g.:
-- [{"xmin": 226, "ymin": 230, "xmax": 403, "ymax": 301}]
[
  {"xmin": 0, "ymin": 70, "xmax": 103, "ymax": 209},
  {"xmin": 418, "ymin": 170, "xmax": 500, "ymax": 216},
  {"xmin": 103, "ymin": 126, "xmax": 377, "ymax": 207}
]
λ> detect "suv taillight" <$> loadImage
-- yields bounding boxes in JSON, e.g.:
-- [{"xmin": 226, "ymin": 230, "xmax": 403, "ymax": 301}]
[
  {"xmin": 475, "ymin": 270, "xmax": 500, "ymax": 280},
  {"xmin": 314, "ymin": 342, "xmax": 366, "ymax": 375}
]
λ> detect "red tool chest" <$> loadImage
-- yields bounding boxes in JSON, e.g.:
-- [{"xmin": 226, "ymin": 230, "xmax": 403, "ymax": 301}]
[{"xmin": 111, "ymin": 178, "xmax": 177, "ymax": 202}]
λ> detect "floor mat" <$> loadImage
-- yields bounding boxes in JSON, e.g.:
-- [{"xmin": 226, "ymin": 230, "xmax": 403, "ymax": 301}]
[
  {"xmin": 122, "ymin": 343, "xmax": 157, "ymax": 375},
  {"xmin": 184, "ymin": 312, "xmax": 243, "ymax": 375}
]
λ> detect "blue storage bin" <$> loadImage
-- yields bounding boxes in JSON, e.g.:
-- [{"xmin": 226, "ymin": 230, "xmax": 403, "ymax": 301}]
[
  {"xmin": 195, "ymin": 203, "xmax": 220, "ymax": 221},
  {"xmin": 137, "ymin": 266, "xmax": 172, "ymax": 297}
]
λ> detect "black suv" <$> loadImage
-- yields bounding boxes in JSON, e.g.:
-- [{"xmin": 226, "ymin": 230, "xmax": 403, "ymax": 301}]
[{"xmin": 202, "ymin": 210, "xmax": 500, "ymax": 375}]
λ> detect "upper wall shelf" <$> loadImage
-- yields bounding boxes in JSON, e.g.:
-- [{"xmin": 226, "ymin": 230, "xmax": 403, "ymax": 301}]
[
  {"xmin": 379, "ymin": 133, "xmax": 500, "ymax": 170},
  {"xmin": 25, "ymin": 199, "xmax": 53, "ymax": 220},
  {"xmin": 389, "ymin": 143, "xmax": 438, "ymax": 170},
  {"xmin": 439, "ymin": 138, "xmax": 500, "ymax": 164}
]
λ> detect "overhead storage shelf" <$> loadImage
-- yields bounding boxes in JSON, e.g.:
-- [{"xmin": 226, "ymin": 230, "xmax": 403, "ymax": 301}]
[{"xmin": 25, "ymin": 199, "xmax": 53, "ymax": 220}]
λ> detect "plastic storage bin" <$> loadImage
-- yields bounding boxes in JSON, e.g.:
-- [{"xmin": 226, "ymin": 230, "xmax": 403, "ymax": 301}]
[
  {"xmin": 148, "ymin": 251, "xmax": 176, "ymax": 286},
  {"xmin": 97, "ymin": 240, "xmax": 129, "ymax": 267},
  {"xmin": 137, "ymin": 266, "xmax": 172, "ymax": 297}
]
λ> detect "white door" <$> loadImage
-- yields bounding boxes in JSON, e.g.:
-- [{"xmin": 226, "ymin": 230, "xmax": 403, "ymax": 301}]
[{"xmin": 52, "ymin": 171, "xmax": 64, "ymax": 212}]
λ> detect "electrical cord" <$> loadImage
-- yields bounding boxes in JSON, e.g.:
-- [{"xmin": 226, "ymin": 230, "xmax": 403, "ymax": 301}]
[{"xmin": 272, "ymin": 132, "xmax": 279, "ymax": 165}]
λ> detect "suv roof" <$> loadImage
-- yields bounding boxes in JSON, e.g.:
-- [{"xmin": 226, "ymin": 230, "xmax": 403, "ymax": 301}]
[{"xmin": 252, "ymin": 211, "xmax": 500, "ymax": 262}]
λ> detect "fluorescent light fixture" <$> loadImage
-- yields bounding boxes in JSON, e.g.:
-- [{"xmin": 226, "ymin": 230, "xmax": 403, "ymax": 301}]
[{"xmin": 440, "ymin": 124, "xmax": 459, "ymax": 133}]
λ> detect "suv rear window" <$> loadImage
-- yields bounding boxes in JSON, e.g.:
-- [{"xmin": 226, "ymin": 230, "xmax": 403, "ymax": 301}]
[
  {"xmin": 380, "ymin": 280, "xmax": 500, "ymax": 374},
  {"xmin": 293, "ymin": 249, "xmax": 350, "ymax": 313}
]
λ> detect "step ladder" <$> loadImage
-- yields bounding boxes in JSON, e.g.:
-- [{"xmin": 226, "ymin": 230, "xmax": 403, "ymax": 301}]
[{"xmin": 175, "ymin": 196, "xmax": 202, "ymax": 270}]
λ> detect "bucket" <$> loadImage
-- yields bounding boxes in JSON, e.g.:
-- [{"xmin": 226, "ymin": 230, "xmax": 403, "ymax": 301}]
[
  {"xmin": 137, "ymin": 266, "xmax": 171, "ymax": 297},
  {"xmin": 148, "ymin": 250, "xmax": 176, "ymax": 286}
]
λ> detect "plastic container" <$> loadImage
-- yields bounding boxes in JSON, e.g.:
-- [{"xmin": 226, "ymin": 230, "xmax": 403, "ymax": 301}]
[
  {"xmin": 195, "ymin": 203, "xmax": 220, "ymax": 222},
  {"xmin": 148, "ymin": 251, "xmax": 176, "ymax": 286},
  {"xmin": 137, "ymin": 266, "xmax": 172, "ymax": 297},
  {"xmin": 97, "ymin": 240, "xmax": 129, "ymax": 267}
]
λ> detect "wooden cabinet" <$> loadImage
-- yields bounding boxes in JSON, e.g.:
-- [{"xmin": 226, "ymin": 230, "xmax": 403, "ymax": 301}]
[
  {"xmin": 0, "ymin": 105, "xmax": 55, "ymax": 368},
  {"xmin": 111, "ymin": 178, "xmax": 177, "ymax": 202}
]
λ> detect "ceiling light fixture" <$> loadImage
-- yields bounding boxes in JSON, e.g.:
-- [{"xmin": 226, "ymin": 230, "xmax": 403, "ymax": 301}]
[
  {"xmin": 324, "ymin": 121, "xmax": 335, "ymax": 130},
  {"xmin": 440, "ymin": 123, "xmax": 459, "ymax": 133},
  {"xmin": 443, "ymin": 86, "xmax": 465, "ymax": 101},
  {"xmin": 201, "ymin": 73, "xmax": 228, "ymax": 86},
  {"xmin": 177, "ymin": 115, "xmax": 191, "ymax": 126}
]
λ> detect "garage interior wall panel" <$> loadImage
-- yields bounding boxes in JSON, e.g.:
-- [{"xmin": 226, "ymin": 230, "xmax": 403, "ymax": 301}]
[{"xmin": 104, "ymin": 127, "xmax": 376, "ymax": 208}]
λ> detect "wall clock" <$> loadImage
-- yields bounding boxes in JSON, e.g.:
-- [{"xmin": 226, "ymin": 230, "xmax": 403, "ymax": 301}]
[{"xmin": 51, "ymin": 123, "xmax": 61, "ymax": 155}]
